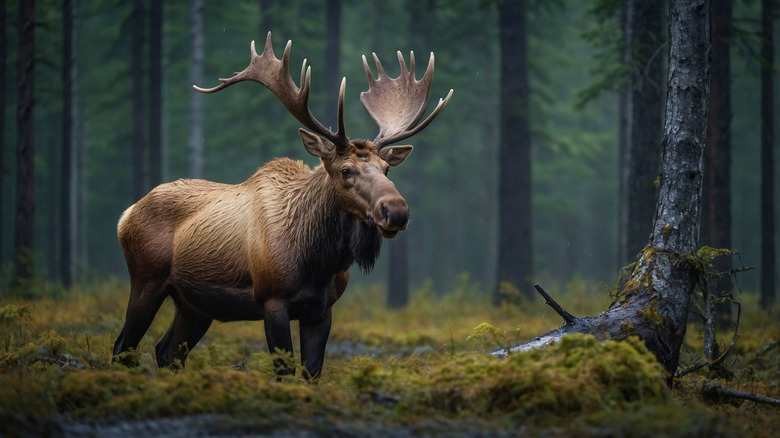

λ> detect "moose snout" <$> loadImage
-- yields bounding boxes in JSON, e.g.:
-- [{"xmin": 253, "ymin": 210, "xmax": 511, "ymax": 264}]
[{"xmin": 374, "ymin": 196, "xmax": 409, "ymax": 234}]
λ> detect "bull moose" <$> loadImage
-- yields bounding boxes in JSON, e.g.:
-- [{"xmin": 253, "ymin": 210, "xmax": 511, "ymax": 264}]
[{"xmin": 112, "ymin": 32, "xmax": 452, "ymax": 378}]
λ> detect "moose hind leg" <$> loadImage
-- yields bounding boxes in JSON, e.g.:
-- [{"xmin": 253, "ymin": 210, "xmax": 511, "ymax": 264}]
[
  {"xmin": 155, "ymin": 305, "xmax": 213, "ymax": 369},
  {"xmin": 112, "ymin": 282, "xmax": 168, "ymax": 366}
]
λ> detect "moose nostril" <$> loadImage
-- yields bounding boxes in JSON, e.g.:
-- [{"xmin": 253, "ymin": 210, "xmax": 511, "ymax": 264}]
[{"xmin": 381, "ymin": 203, "xmax": 389, "ymax": 220}]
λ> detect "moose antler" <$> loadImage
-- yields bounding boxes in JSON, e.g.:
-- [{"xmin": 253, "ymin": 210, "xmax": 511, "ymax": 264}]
[
  {"xmin": 193, "ymin": 32, "xmax": 348, "ymax": 148},
  {"xmin": 361, "ymin": 51, "xmax": 453, "ymax": 148}
]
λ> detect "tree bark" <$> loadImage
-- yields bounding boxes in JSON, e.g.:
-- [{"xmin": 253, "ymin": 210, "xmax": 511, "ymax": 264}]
[
  {"xmin": 188, "ymin": 0, "xmax": 204, "ymax": 179},
  {"xmin": 760, "ymin": 0, "xmax": 775, "ymax": 308},
  {"xmin": 13, "ymin": 0, "xmax": 36, "ymax": 286},
  {"xmin": 494, "ymin": 0, "xmax": 711, "ymax": 381},
  {"xmin": 60, "ymin": 0, "xmax": 74, "ymax": 288},
  {"xmin": 494, "ymin": 0, "xmax": 532, "ymax": 303},
  {"xmin": 618, "ymin": 0, "xmax": 664, "ymax": 267}
]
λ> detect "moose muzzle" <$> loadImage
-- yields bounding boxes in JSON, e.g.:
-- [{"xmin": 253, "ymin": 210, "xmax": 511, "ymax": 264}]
[{"xmin": 373, "ymin": 195, "xmax": 409, "ymax": 238}]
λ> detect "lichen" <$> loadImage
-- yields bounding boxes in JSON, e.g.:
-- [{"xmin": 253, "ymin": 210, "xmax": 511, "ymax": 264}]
[
  {"xmin": 640, "ymin": 307, "xmax": 665, "ymax": 329},
  {"xmin": 620, "ymin": 322, "xmax": 637, "ymax": 336}
]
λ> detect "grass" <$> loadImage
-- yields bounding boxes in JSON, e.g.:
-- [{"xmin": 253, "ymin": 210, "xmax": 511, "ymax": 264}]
[{"xmin": 0, "ymin": 275, "xmax": 778, "ymax": 436}]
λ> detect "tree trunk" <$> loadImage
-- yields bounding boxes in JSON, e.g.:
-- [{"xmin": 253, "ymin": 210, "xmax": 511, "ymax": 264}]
[
  {"xmin": 494, "ymin": 0, "xmax": 532, "ymax": 303},
  {"xmin": 188, "ymin": 0, "xmax": 204, "ymax": 179},
  {"xmin": 149, "ymin": 0, "xmax": 163, "ymax": 188},
  {"xmin": 60, "ymin": 0, "xmax": 74, "ymax": 288},
  {"xmin": 259, "ymin": 0, "xmax": 273, "ymax": 35},
  {"xmin": 701, "ymin": 0, "xmax": 732, "ymax": 325},
  {"xmin": 617, "ymin": 3, "xmax": 628, "ymax": 272},
  {"xmin": 132, "ymin": 0, "xmax": 146, "ymax": 201},
  {"xmin": 0, "ymin": 0, "xmax": 6, "ymax": 274},
  {"xmin": 495, "ymin": 0, "xmax": 711, "ymax": 381},
  {"xmin": 387, "ymin": 236, "xmax": 409, "ymax": 309},
  {"xmin": 47, "ymin": 133, "xmax": 58, "ymax": 280},
  {"xmin": 13, "ymin": 0, "xmax": 36, "ymax": 287},
  {"xmin": 760, "ymin": 0, "xmax": 775, "ymax": 308},
  {"xmin": 618, "ymin": 0, "xmax": 664, "ymax": 267},
  {"xmin": 482, "ymin": 92, "xmax": 498, "ymax": 288},
  {"xmin": 385, "ymin": 0, "xmax": 407, "ymax": 308},
  {"xmin": 385, "ymin": 0, "xmax": 435, "ymax": 306},
  {"xmin": 324, "ymin": 0, "xmax": 340, "ymax": 130}
]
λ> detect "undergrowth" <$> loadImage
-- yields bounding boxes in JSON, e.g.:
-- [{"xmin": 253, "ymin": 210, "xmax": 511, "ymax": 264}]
[{"xmin": 0, "ymin": 277, "xmax": 777, "ymax": 436}]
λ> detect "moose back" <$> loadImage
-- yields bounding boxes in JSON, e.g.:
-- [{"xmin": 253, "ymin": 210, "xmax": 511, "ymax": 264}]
[{"xmin": 112, "ymin": 32, "xmax": 452, "ymax": 378}]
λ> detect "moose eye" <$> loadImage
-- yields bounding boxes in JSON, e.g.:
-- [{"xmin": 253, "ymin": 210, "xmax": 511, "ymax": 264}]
[{"xmin": 341, "ymin": 168, "xmax": 352, "ymax": 178}]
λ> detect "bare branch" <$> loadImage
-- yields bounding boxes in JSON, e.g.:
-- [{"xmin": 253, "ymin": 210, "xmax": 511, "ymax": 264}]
[
  {"xmin": 701, "ymin": 380, "xmax": 780, "ymax": 407},
  {"xmin": 534, "ymin": 284, "xmax": 578, "ymax": 325}
]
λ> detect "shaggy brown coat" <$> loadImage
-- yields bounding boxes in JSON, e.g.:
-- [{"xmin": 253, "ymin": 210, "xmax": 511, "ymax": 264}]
[{"xmin": 113, "ymin": 133, "xmax": 411, "ymax": 377}]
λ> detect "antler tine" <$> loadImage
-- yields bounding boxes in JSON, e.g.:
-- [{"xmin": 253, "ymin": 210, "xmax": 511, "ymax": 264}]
[
  {"xmin": 360, "ymin": 51, "xmax": 453, "ymax": 148},
  {"xmin": 337, "ymin": 77, "xmax": 346, "ymax": 138},
  {"xmin": 193, "ymin": 32, "xmax": 348, "ymax": 148},
  {"xmin": 362, "ymin": 54, "xmax": 376, "ymax": 87}
]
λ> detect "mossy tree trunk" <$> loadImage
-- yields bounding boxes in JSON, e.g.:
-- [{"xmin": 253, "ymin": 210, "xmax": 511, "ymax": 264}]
[{"xmin": 495, "ymin": 0, "xmax": 711, "ymax": 380}]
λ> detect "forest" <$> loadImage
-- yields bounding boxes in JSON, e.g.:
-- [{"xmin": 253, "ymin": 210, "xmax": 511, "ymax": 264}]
[{"xmin": 0, "ymin": 0, "xmax": 779, "ymax": 436}]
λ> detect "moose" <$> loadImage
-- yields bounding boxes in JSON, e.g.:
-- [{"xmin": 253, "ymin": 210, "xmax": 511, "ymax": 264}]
[{"xmin": 112, "ymin": 32, "xmax": 452, "ymax": 378}]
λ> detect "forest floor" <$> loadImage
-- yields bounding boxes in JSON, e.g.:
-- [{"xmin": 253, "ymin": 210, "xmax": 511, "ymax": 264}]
[{"xmin": 0, "ymin": 275, "xmax": 778, "ymax": 437}]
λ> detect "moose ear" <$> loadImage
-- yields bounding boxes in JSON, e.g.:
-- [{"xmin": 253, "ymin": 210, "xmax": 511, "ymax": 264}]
[
  {"xmin": 378, "ymin": 145, "xmax": 413, "ymax": 167},
  {"xmin": 299, "ymin": 128, "xmax": 334, "ymax": 158}
]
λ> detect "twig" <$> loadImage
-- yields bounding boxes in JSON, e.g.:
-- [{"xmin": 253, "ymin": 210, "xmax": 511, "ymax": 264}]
[
  {"xmin": 534, "ymin": 284, "xmax": 578, "ymax": 325},
  {"xmin": 702, "ymin": 380, "xmax": 780, "ymax": 407},
  {"xmin": 702, "ymin": 278, "xmax": 717, "ymax": 362},
  {"xmin": 755, "ymin": 340, "xmax": 778, "ymax": 356},
  {"xmin": 711, "ymin": 301, "xmax": 741, "ymax": 368},
  {"xmin": 676, "ymin": 301, "xmax": 741, "ymax": 379}
]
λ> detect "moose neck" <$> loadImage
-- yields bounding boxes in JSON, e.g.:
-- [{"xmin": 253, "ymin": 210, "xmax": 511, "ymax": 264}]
[{"xmin": 286, "ymin": 165, "xmax": 382, "ymax": 281}]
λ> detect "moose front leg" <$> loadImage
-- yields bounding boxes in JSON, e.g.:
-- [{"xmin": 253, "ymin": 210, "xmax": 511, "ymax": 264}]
[
  {"xmin": 263, "ymin": 298, "xmax": 295, "ymax": 375},
  {"xmin": 299, "ymin": 307, "xmax": 333, "ymax": 379}
]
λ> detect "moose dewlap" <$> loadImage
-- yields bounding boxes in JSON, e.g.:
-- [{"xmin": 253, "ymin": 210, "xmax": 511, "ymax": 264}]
[{"xmin": 112, "ymin": 32, "xmax": 452, "ymax": 378}]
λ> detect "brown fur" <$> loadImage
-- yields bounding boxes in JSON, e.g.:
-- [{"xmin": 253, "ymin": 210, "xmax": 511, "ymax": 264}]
[{"xmin": 112, "ymin": 134, "xmax": 411, "ymax": 378}]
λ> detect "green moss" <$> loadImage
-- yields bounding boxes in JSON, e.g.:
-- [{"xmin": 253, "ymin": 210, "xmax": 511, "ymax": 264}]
[
  {"xmin": 695, "ymin": 246, "xmax": 734, "ymax": 265},
  {"xmin": 420, "ymin": 334, "xmax": 667, "ymax": 422},
  {"xmin": 55, "ymin": 367, "xmax": 322, "ymax": 419},
  {"xmin": 0, "ymin": 281, "xmax": 777, "ymax": 436},
  {"xmin": 638, "ymin": 298, "xmax": 665, "ymax": 328}
]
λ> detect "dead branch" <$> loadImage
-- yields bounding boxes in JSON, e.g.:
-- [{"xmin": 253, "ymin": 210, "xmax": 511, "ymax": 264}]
[
  {"xmin": 490, "ymin": 284, "xmax": 597, "ymax": 358},
  {"xmin": 755, "ymin": 340, "xmax": 778, "ymax": 356},
  {"xmin": 534, "ymin": 284, "xmax": 578, "ymax": 325},
  {"xmin": 701, "ymin": 380, "xmax": 780, "ymax": 407}
]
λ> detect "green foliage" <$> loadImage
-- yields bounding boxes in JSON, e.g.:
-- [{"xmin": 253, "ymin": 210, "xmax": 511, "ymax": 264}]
[
  {"xmin": 576, "ymin": 0, "xmax": 626, "ymax": 107},
  {"xmin": 0, "ymin": 304, "xmax": 31, "ymax": 350},
  {"xmin": 467, "ymin": 321, "xmax": 512, "ymax": 350}
]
